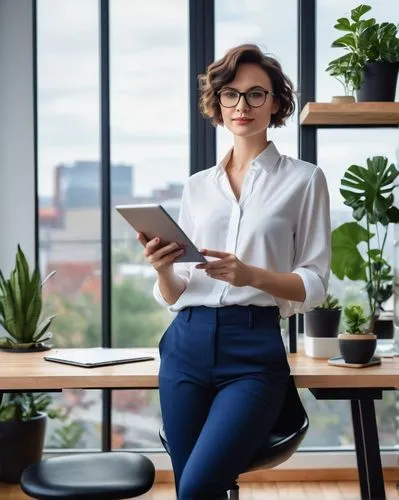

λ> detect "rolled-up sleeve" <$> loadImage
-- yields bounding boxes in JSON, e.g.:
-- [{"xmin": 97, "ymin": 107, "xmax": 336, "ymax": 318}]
[
  {"xmin": 152, "ymin": 183, "xmax": 192, "ymax": 307},
  {"xmin": 291, "ymin": 167, "xmax": 331, "ymax": 313}
]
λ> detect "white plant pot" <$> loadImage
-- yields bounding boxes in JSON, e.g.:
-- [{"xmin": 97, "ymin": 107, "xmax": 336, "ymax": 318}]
[{"xmin": 304, "ymin": 334, "xmax": 340, "ymax": 359}]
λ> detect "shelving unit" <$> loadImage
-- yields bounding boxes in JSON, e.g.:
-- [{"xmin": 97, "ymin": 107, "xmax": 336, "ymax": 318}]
[
  {"xmin": 300, "ymin": 102, "xmax": 399, "ymax": 126},
  {"xmin": 293, "ymin": 101, "xmax": 399, "ymax": 346}
]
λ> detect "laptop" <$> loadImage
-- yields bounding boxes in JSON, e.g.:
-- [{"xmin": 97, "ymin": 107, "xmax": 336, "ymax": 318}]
[{"xmin": 44, "ymin": 348, "xmax": 155, "ymax": 368}]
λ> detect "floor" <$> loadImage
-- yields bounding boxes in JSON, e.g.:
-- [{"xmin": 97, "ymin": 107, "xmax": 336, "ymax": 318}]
[{"xmin": 0, "ymin": 482, "xmax": 398, "ymax": 499}]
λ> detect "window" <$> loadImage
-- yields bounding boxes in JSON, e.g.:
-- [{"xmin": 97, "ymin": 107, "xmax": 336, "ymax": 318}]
[
  {"xmin": 109, "ymin": 0, "xmax": 189, "ymax": 450},
  {"xmin": 37, "ymin": 0, "xmax": 189, "ymax": 452},
  {"xmin": 37, "ymin": 0, "xmax": 102, "ymax": 450},
  {"xmin": 215, "ymin": 0, "xmax": 298, "ymax": 160},
  {"xmin": 35, "ymin": 0, "xmax": 397, "ymax": 456}
]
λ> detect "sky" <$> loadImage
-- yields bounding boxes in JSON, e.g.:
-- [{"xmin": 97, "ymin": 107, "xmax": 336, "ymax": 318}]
[{"xmin": 36, "ymin": 0, "xmax": 399, "ymax": 210}]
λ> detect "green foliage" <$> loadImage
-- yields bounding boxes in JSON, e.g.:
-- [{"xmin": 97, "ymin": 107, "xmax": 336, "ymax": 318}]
[
  {"xmin": 0, "ymin": 392, "xmax": 62, "ymax": 422},
  {"xmin": 326, "ymin": 53, "xmax": 363, "ymax": 96},
  {"xmin": 317, "ymin": 293, "xmax": 341, "ymax": 309},
  {"xmin": 112, "ymin": 279, "xmax": 166, "ymax": 347},
  {"xmin": 331, "ymin": 156, "xmax": 399, "ymax": 331},
  {"xmin": 45, "ymin": 276, "xmax": 168, "ymax": 349},
  {"xmin": 327, "ymin": 4, "xmax": 399, "ymax": 92},
  {"xmin": 48, "ymin": 421, "xmax": 84, "ymax": 449},
  {"xmin": 0, "ymin": 245, "xmax": 56, "ymax": 349},
  {"xmin": 343, "ymin": 304, "xmax": 369, "ymax": 334}
]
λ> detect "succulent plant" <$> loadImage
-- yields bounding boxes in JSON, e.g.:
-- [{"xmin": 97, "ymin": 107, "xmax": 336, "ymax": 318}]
[
  {"xmin": 317, "ymin": 293, "xmax": 341, "ymax": 310},
  {"xmin": 0, "ymin": 392, "xmax": 60, "ymax": 422},
  {"xmin": 343, "ymin": 304, "xmax": 370, "ymax": 334},
  {"xmin": 0, "ymin": 245, "xmax": 56, "ymax": 349}
]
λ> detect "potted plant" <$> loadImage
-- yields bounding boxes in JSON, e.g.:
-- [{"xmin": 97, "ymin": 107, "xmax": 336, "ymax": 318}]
[
  {"xmin": 326, "ymin": 4, "xmax": 399, "ymax": 102},
  {"xmin": 338, "ymin": 304, "xmax": 376, "ymax": 364},
  {"xmin": 331, "ymin": 156, "xmax": 399, "ymax": 340},
  {"xmin": 305, "ymin": 293, "xmax": 342, "ymax": 338},
  {"xmin": 326, "ymin": 53, "xmax": 359, "ymax": 102},
  {"xmin": 0, "ymin": 392, "xmax": 61, "ymax": 483},
  {"xmin": 0, "ymin": 245, "xmax": 56, "ymax": 351},
  {"xmin": 304, "ymin": 293, "xmax": 342, "ymax": 359}
]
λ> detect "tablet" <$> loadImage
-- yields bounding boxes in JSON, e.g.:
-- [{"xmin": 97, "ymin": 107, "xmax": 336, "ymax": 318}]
[
  {"xmin": 116, "ymin": 203, "xmax": 206, "ymax": 263},
  {"xmin": 44, "ymin": 348, "xmax": 155, "ymax": 368}
]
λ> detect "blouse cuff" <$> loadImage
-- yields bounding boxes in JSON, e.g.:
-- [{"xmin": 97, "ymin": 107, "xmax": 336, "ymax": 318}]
[
  {"xmin": 153, "ymin": 280, "xmax": 172, "ymax": 308},
  {"xmin": 291, "ymin": 267, "xmax": 327, "ymax": 313}
]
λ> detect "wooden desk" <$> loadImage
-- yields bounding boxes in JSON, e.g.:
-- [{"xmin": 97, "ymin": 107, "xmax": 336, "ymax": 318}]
[
  {"xmin": 0, "ymin": 348, "xmax": 398, "ymax": 500},
  {"xmin": 0, "ymin": 348, "xmax": 397, "ymax": 390}
]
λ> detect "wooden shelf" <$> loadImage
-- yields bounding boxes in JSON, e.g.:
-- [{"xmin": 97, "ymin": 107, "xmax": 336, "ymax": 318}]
[{"xmin": 300, "ymin": 102, "xmax": 399, "ymax": 126}]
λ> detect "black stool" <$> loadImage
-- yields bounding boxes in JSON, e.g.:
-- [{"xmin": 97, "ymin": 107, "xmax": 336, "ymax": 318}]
[
  {"xmin": 20, "ymin": 452, "xmax": 155, "ymax": 500},
  {"xmin": 159, "ymin": 376, "xmax": 308, "ymax": 499}
]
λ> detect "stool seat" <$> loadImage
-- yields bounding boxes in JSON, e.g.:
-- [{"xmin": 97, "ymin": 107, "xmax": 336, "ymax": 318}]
[{"xmin": 20, "ymin": 452, "xmax": 155, "ymax": 500}]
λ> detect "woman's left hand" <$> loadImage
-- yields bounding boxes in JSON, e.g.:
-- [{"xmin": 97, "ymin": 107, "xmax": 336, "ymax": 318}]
[{"xmin": 195, "ymin": 249, "xmax": 253, "ymax": 287}]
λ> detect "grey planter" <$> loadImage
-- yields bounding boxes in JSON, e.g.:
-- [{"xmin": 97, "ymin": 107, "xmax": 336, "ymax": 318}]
[
  {"xmin": 304, "ymin": 308, "xmax": 341, "ymax": 338},
  {"xmin": 356, "ymin": 61, "xmax": 399, "ymax": 102}
]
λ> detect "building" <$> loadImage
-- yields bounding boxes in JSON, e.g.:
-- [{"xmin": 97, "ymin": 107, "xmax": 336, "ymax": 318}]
[{"xmin": 55, "ymin": 161, "xmax": 134, "ymax": 209}]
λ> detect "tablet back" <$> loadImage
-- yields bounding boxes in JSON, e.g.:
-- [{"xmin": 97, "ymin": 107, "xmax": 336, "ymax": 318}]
[{"xmin": 115, "ymin": 204, "xmax": 206, "ymax": 263}]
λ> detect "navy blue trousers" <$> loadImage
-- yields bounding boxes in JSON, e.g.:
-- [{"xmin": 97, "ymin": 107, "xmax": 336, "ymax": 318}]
[{"xmin": 159, "ymin": 305, "xmax": 290, "ymax": 500}]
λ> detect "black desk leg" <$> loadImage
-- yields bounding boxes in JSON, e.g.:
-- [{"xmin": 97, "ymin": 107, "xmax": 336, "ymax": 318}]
[{"xmin": 351, "ymin": 399, "xmax": 385, "ymax": 500}]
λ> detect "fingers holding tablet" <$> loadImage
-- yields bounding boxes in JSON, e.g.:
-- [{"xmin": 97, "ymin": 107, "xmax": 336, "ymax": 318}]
[{"xmin": 137, "ymin": 233, "xmax": 185, "ymax": 273}]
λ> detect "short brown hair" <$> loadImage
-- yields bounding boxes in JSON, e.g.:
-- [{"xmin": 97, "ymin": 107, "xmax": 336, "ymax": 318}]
[{"xmin": 199, "ymin": 44, "xmax": 295, "ymax": 128}]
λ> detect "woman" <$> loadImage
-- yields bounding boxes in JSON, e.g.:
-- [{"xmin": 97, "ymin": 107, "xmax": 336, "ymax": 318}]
[{"xmin": 138, "ymin": 44, "xmax": 331, "ymax": 499}]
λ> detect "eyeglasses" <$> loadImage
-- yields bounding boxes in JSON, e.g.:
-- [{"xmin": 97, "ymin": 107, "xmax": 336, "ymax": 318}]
[{"xmin": 216, "ymin": 88, "xmax": 274, "ymax": 108}]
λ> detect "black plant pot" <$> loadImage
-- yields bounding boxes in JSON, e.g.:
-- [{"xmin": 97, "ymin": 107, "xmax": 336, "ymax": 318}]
[
  {"xmin": 0, "ymin": 412, "xmax": 46, "ymax": 483},
  {"xmin": 374, "ymin": 317, "xmax": 394, "ymax": 340},
  {"xmin": 338, "ymin": 334, "xmax": 377, "ymax": 364},
  {"xmin": 304, "ymin": 308, "xmax": 341, "ymax": 338},
  {"xmin": 356, "ymin": 61, "xmax": 399, "ymax": 102}
]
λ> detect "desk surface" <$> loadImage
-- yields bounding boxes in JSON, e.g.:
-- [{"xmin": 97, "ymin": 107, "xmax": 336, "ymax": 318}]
[{"xmin": 0, "ymin": 348, "xmax": 398, "ymax": 390}]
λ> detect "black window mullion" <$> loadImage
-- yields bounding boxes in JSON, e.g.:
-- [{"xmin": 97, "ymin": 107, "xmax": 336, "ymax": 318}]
[
  {"xmin": 189, "ymin": 0, "xmax": 216, "ymax": 174},
  {"xmin": 298, "ymin": 0, "xmax": 317, "ymax": 164},
  {"xmin": 99, "ymin": 0, "xmax": 112, "ymax": 453}
]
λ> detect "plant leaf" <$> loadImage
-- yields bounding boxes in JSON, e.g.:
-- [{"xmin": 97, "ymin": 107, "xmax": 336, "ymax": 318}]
[
  {"xmin": 350, "ymin": 4, "xmax": 372, "ymax": 23},
  {"xmin": 339, "ymin": 157, "xmax": 398, "ymax": 226},
  {"xmin": 331, "ymin": 222, "xmax": 370, "ymax": 281},
  {"xmin": 33, "ymin": 315, "xmax": 56, "ymax": 342},
  {"xmin": 334, "ymin": 17, "xmax": 353, "ymax": 32}
]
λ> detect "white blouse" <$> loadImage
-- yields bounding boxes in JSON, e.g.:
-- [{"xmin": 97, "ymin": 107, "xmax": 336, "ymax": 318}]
[{"xmin": 153, "ymin": 141, "xmax": 331, "ymax": 318}]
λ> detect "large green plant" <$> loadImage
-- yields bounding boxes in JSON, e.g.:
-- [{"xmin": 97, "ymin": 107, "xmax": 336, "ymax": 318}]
[
  {"xmin": 326, "ymin": 4, "xmax": 399, "ymax": 94},
  {"xmin": 331, "ymin": 156, "xmax": 399, "ymax": 332},
  {"xmin": 0, "ymin": 245, "xmax": 56, "ymax": 349}
]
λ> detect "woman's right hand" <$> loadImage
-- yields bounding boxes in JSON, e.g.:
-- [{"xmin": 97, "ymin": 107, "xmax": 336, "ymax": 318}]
[{"xmin": 137, "ymin": 233, "xmax": 185, "ymax": 274}]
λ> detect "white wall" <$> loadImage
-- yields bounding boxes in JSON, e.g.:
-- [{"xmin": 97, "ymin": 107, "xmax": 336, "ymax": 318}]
[{"xmin": 0, "ymin": 0, "xmax": 35, "ymax": 276}]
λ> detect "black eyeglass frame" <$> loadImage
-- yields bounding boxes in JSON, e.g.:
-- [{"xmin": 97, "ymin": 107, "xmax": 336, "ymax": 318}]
[{"xmin": 215, "ymin": 88, "xmax": 275, "ymax": 108}]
